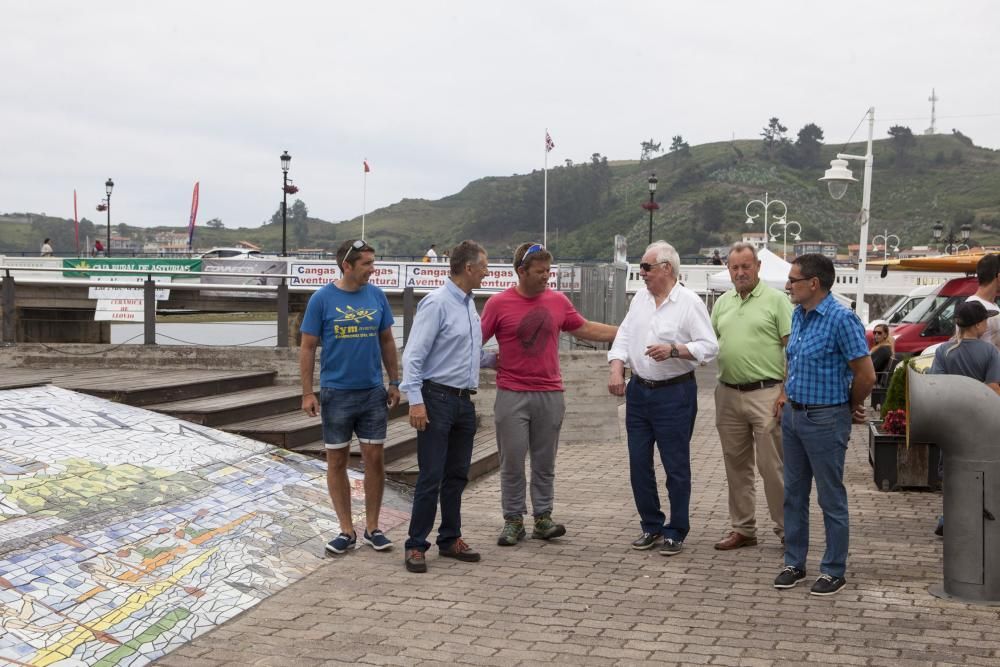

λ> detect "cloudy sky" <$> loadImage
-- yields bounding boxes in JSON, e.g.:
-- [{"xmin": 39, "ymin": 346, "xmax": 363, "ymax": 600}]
[{"xmin": 3, "ymin": 1, "xmax": 998, "ymax": 230}]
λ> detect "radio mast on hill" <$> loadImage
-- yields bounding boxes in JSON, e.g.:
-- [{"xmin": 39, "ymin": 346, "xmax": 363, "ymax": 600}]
[{"xmin": 925, "ymin": 88, "xmax": 939, "ymax": 135}]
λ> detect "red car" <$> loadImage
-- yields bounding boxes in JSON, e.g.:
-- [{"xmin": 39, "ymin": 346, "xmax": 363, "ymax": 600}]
[{"xmin": 890, "ymin": 276, "xmax": 998, "ymax": 356}]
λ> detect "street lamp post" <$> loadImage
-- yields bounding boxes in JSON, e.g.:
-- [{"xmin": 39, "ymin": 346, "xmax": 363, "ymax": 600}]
[
  {"xmin": 768, "ymin": 219, "xmax": 802, "ymax": 261},
  {"xmin": 931, "ymin": 220, "xmax": 972, "ymax": 254},
  {"xmin": 280, "ymin": 150, "xmax": 291, "ymax": 257},
  {"xmin": 819, "ymin": 106, "xmax": 875, "ymax": 323},
  {"xmin": 641, "ymin": 173, "xmax": 659, "ymax": 245},
  {"xmin": 105, "ymin": 178, "xmax": 114, "ymax": 258},
  {"xmin": 871, "ymin": 230, "xmax": 901, "ymax": 263},
  {"xmin": 744, "ymin": 192, "xmax": 787, "ymax": 252}
]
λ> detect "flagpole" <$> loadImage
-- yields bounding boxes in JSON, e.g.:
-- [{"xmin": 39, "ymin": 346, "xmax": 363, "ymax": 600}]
[
  {"xmin": 362, "ymin": 163, "xmax": 367, "ymax": 241},
  {"xmin": 543, "ymin": 129, "xmax": 548, "ymax": 247}
]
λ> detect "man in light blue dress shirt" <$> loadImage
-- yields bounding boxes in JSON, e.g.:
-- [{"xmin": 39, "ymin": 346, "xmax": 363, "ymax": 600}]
[{"xmin": 401, "ymin": 240, "xmax": 496, "ymax": 573}]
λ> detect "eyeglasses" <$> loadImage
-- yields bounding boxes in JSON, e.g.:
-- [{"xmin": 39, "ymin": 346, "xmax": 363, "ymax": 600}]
[
  {"xmin": 639, "ymin": 261, "xmax": 669, "ymax": 272},
  {"xmin": 786, "ymin": 275, "xmax": 813, "ymax": 284},
  {"xmin": 516, "ymin": 243, "xmax": 545, "ymax": 269},
  {"xmin": 343, "ymin": 239, "xmax": 368, "ymax": 264}
]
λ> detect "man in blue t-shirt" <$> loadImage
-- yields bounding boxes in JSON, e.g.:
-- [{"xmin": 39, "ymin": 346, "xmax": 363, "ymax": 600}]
[
  {"xmin": 774, "ymin": 254, "xmax": 875, "ymax": 597},
  {"xmin": 300, "ymin": 239, "xmax": 400, "ymax": 556}
]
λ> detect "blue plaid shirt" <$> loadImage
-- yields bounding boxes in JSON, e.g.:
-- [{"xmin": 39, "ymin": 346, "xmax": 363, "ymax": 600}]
[{"xmin": 785, "ymin": 293, "xmax": 869, "ymax": 405}]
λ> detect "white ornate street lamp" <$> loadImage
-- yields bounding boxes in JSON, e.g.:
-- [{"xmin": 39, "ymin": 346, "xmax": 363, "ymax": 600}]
[
  {"xmin": 819, "ymin": 106, "xmax": 875, "ymax": 323},
  {"xmin": 769, "ymin": 219, "xmax": 802, "ymax": 261},
  {"xmin": 745, "ymin": 192, "xmax": 787, "ymax": 252},
  {"xmin": 871, "ymin": 230, "xmax": 901, "ymax": 263}
]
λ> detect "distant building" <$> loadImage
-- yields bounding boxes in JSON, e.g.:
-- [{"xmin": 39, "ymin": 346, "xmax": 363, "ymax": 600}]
[
  {"xmin": 898, "ymin": 245, "xmax": 938, "ymax": 259},
  {"xmin": 793, "ymin": 240, "xmax": 838, "ymax": 260},
  {"xmin": 143, "ymin": 232, "xmax": 189, "ymax": 256},
  {"xmin": 110, "ymin": 235, "xmax": 138, "ymax": 254},
  {"xmin": 741, "ymin": 232, "xmax": 767, "ymax": 250},
  {"xmin": 847, "ymin": 243, "xmax": 881, "ymax": 263}
]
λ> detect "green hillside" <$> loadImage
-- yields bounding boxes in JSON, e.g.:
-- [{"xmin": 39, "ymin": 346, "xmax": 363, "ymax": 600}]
[{"xmin": 4, "ymin": 132, "xmax": 1000, "ymax": 260}]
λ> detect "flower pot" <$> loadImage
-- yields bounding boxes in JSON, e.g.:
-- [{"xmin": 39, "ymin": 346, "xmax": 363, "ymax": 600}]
[{"xmin": 867, "ymin": 421, "xmax": 942, "ymax": 492}]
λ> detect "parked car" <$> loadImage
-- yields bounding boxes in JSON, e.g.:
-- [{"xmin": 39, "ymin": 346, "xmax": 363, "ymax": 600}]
[
  {"xmin": 198, "ymin": 247, "xmax": 262, "ymax": 260},
  {"xmin": 891, "ymin": 276, "xmax": 1000, "ymax": 356}
]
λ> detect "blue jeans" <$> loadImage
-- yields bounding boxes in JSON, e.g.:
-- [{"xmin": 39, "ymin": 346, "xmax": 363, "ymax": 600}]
[
  {"xmin": 781, "ymin": 402, "xmax": 852, "ymax": 577},
  {"xmin": 319, "ymin": 386, "xmax": 388, "ymax": 448},
  {"xmin": 405, "ymin": 385, "xmax": 477, "ymax": 552},
  {"xmin": 625, "ymin": 378, "xmax": 698, "ymax": 541}
]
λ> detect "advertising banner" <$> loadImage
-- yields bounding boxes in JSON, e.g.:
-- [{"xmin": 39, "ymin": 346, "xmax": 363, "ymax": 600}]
[
  {"xmin": 62, "ymin": 258, "xmax": 200, "ymax": 279},
  {"xmin": 289, "ymin": 262, "xmax": 402, "ymax": 289},
  {"xmin": 200, "ymin": 259, "xmax": 288, "ymax": 297}
]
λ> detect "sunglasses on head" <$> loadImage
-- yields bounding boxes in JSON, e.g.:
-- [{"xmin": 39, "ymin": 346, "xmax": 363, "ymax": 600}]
[
  {"xmin": 639, "ymin": 260, "xmax": 669, "ymax": 272},
  {"xmin": 343, "ymin": 239, "xmax": 368, "ymax": 264},
  {"xmin": 516, "ymin": 243, "xmax": 545, "ymax": 269}
]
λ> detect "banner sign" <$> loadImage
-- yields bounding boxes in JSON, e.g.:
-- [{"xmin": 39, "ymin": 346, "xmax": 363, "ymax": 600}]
[
  {"xmin": 88, "ymin": 276, "xmax": 171, "ymax": 301},
  {"xmin": 289, "ymin": 262, "xmax": 401, "ymax": 288},
  {"xmin": 403, "ymin": 264, "xmax": 557, "ymax": 291},
  {"xmin": 200, "ymin": 258, "xmax": 288, "ymax": 298},
  {"xmin": 63, "ymin": 258, "xmax": 200, "ymax": 279},
  {"xmin": 94, "ymin": 299, "xmax": 147, "ymax": 321}
]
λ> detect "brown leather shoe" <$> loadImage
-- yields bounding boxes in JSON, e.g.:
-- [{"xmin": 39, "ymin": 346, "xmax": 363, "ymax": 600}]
[
  {"xmin": 439, "ymin": 537, "xmax": 481, "ymax": 562},
  {"xmin": 714, "ymin": 531, "xmax": 758, "ymax": 550},
  {"xmin": 405, "ymin": 549, "xmax": 427, "ymax": 573}
]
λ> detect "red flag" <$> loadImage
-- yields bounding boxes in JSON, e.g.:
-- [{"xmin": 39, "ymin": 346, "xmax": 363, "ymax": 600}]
[
  {"xmin": 363, "ymin": 159, "xmax": 371, "ymax": 173},
  {"xmin": 187, "ymin": 182, "xmax": 200, "ymax": 249},
  {"xmin": 545, "ymin": 131, "xmax": 555, "ymax": 152},
  {"xmin": 73, "ymin": 189, "xmax": 79, "ymax": 255}
]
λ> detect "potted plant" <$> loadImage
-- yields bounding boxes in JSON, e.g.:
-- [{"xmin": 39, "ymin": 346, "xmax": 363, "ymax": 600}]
[{"xmin": 868, "ymin": 359, "xmax": 941, "ymax": 491}]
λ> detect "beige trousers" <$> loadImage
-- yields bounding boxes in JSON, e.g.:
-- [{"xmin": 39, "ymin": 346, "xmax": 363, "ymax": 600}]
[{"xmin": 714, "ymin": 383, "xmax": 785, "ymax": 538}]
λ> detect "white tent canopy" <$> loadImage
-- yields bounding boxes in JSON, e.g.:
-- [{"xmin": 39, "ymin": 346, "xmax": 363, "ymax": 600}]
[{"xmin": 708, "ymin": 247, "xmax": 792, "ymax": 291}]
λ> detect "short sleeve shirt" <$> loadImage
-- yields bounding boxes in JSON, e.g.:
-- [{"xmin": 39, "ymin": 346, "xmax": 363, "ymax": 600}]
[
  {"xmin": 785, "ymin": 293, "xmax": 869, "ymax": 405},
  {"xmin": 930, "ymin": 338, "xmax": 1000, "ymax": 384},
  {"xmin": 300, "ymin": 283, "xmax": 393, "ymax": 389},
  {"xmin": 481, "ymin": 287, "xmax": 586, "ymax": 392},
  {"xmin": 711, "ymin": 281, "xmax": 792, "ymax": 385}
]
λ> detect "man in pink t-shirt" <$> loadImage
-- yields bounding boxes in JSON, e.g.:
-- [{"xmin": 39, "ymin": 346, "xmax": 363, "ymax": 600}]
[{"xmin": 481, "ymin": 242, "xmax": 618, "ymax": 546}]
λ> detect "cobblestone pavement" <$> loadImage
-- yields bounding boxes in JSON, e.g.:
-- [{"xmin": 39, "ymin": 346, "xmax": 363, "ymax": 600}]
[{"xmin": 158, "ymin": 368, "xmax": 1000, "ymax": 666}]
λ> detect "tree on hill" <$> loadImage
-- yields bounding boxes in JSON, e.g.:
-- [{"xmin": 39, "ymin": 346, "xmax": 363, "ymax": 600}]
[
  {"xmin": 670, "ymin": 135, "xmax": 690, "ymax": 157},
  {"xmin": 792, "ymin": 123, "xmax": 825, "ymax": 167},
  {"xmin": 640, "ymin": 139, "xmax": 662, "ymax": 162},
  {"xmin": 761, "ymin": 117, "xmax": 789, "ymax": 158},
  {"xmin": 206, "ymin": 217, "xmax": 224, "ymax": 229},
  {"xmin": 887, "ymin": 125, "xmax": 916, "ymax": 167}
]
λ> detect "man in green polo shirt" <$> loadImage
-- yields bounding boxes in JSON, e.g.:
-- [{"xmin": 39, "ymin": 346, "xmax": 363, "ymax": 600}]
[{"xmin": 710, "ymin": 242, "xmax": 792, "ymax": 550}]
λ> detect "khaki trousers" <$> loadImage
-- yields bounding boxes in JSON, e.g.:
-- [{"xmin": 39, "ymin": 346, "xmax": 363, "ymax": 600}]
[{"xmin": 714, "ymin": 383, "xmax": 784, "ymax": 538}]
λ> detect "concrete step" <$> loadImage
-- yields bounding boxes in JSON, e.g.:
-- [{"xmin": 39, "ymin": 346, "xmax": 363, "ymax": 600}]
[
  {"xmin": 385, "ymin": 427, "xmax": 498, "ymax": 486},
  {"xmin": 222, "ymin": 410, "xmax": 322, "ymax": 449},
  {"xmin": 66, "ymin": 369, "xmax": 277, "ymax": 406},
  {"xmin": 147, "ymin": 384, "xmax": 311, "ymax": 426}
]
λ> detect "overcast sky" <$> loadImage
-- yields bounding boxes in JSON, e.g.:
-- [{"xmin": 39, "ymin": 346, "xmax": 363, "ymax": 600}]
[{"xmin": 3, "ymin": 1, "xmax": 998, "ymax": 230}]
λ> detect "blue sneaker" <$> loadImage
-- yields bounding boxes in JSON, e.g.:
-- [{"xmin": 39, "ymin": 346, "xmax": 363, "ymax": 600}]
[
  {"xmin": 325, "ymin": 532, "xmax": 356, "ymax": 555},
  {"xmin": 362, "ymin": 529, "xmax": 393, "ymax": 551}
]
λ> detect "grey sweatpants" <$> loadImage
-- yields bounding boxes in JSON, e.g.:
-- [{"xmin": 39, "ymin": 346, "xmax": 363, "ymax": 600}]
[{"xmin": 494, "ymin": 389, "xmax": 566, "ymax": 518}]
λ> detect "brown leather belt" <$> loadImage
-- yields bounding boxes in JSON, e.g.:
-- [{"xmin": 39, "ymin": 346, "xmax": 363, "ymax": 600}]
[
  {"xmin": 631, "ymin": 371, "xmax": 695, "ymax": 388},
  {"xmin": 721, "ymin": 378, "xmax": 783, "ymax": 392}
]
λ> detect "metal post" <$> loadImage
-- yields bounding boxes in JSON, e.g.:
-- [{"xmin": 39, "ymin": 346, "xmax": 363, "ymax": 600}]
[
  {"xmin": 403, "ymin": 286, "xmax": 415, "ymax": 347},
  {"xmin": 2, "ymin": 273, "xmax": 16, "ymax": 344},
  {"xmin": 144, "ymin": 276, "xmax": 156, "ymax": 345},
  {"xmin": 855, "ymin": 107, "xmax": 875, "ymax": 324},
  {"xmin": 277, "ymin": 279, "xmax": 289, "ymax": 348},
  {"xmin": 282, "ymin": 175, "xmax": 288, "ymax": 257}
]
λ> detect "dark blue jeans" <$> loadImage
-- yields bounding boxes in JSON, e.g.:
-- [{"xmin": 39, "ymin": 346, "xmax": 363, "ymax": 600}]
[
  {"xmin": 781, "ymin": 402, "xmax": 852, "ymax": 577},
  {"xmin": 405, "ymin": 386, "xmax": 477, "ymax": 552},
  {"xmin": 625, "ymin": 378, "xmax": 698, "ymax": 541}
]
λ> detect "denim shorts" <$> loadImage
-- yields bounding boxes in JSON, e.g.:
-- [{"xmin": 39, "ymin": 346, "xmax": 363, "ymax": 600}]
[{"xmin": 320, "ymin": 386, "xmax": 388, "ymax": 449}]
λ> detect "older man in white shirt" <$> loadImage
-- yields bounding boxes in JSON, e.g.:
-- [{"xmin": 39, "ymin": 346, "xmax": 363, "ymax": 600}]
[{"xmin": 609, "ymin": 241, "xmax": 718, "ymax": 557}]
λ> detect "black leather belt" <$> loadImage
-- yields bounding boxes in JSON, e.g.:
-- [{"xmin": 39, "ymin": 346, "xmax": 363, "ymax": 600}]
[
  {"xmin": 789, "ymin": 401, "xmax": 846, "ymax": 411},
  {"xmin": 631, "ymin": 371, "xmax": 695, "ymax": 388},
  {"xmin": 722, "ymin": 378, "xmax": 783, "ymax": 392},
  {"xmin": 424, "ymin": 380, "xmax": 477, "ymax": 397}
]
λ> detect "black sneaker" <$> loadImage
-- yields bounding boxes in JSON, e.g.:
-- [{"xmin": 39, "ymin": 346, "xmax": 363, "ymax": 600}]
[
  {"xmin": 810, "ymin": 574, "xmax": 846, "ymax": 596},
  {"xmin": 773, "ymin": 566, "xmax": 807, "ymax": 589},
  {"xmin": 659, "ymin": 538, "xmax": 683, "ymax": 556},
  {"xmin": 631, "ymin": 532, "xmax": 661, "ymax": 550},
  {"xmin": 325, "ymin": 532, "xmax": 356, "ymax": 555}
]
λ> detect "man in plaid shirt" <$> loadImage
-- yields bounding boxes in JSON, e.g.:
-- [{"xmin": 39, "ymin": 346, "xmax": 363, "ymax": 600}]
[{"xmin": 773, "ymin": 254, "xmax": 875, "ymax": 597}]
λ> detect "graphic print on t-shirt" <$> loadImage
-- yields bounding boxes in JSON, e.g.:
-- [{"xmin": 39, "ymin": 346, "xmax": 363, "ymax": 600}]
[
  {"xmin": 516, "ymin": 306, "xmax": 553, "ymax": 355},
  {"xmin": 332, "ymin": 305, "xmax": 380, "ymax": 339}
]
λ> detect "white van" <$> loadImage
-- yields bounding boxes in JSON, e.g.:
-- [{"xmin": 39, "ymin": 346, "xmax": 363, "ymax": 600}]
[{"xmin": 866, "ymin": 283, "xmax": 939, "ymax": 331}]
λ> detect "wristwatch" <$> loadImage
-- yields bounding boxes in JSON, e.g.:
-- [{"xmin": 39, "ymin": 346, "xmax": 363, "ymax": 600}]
[
  {"xmin": 669, "ymin": 343, "xmax": 680, "ymax": 358},
  {"xmin": 389, "ymin": 380, "xmax": 401, "ymax": 387}
]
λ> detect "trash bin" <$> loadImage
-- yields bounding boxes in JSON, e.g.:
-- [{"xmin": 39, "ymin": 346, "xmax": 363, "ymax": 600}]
[{"xmin": 908, "ymin": 368, "xmax": 1000, "ymax": 605}]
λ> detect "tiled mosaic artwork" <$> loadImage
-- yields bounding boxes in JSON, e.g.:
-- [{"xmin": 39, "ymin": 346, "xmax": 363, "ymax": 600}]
[{"xmin": 0, "ymin": 386, "xmax": 409, "ymax": 666}]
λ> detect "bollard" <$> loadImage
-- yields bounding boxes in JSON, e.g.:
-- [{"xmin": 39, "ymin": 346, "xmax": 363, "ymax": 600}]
[
  {"xmin": 2, "ymin": 273, "xmax": 15, "ymax": 344},
  {"xmin": 908, "ymin": 368, "xmax": 1000, "ymax": 604},
  {"xmin": 144, "ymin": 276, "xmax": 156, "ymax": 345}
]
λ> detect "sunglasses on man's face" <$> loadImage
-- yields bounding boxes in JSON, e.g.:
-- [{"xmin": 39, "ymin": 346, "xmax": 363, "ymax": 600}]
[
  {"xmin": 639, "ymin": 261, "xmax": 668, "ymax": 272},
  {"xmin": 786, "ymin": 275, "xmax": 813, "ymax": 284}
]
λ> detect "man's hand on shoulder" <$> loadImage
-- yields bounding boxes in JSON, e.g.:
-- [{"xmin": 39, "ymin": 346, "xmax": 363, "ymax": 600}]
[
  {"xmin": 409, "ymin": 403, "xmax": 429, "ymax": 431},
  {"xmin": 302, "ymin": 393, "xmax": 319, "ymax": 417}
]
